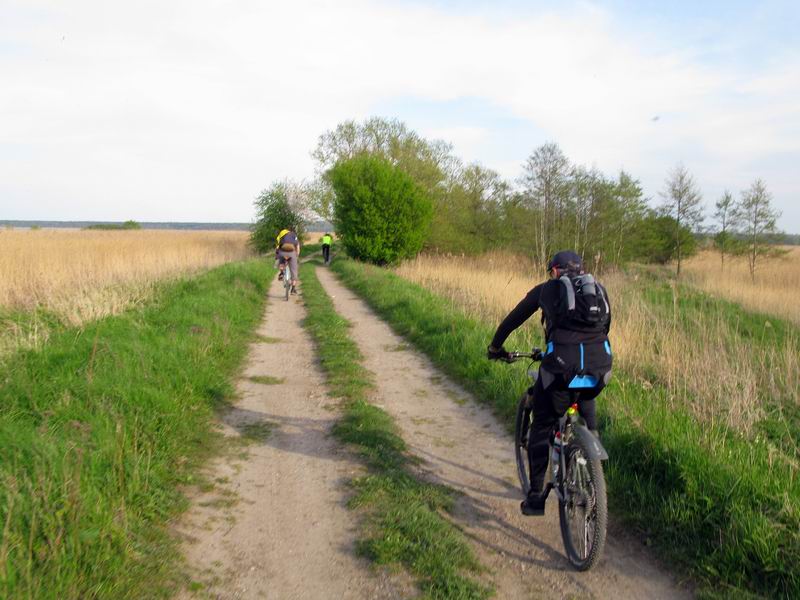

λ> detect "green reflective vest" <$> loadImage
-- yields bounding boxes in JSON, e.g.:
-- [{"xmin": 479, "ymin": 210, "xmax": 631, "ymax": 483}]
[{"xmin": 321, "ymin": 235, "xmax": 332, "ymax": 245}]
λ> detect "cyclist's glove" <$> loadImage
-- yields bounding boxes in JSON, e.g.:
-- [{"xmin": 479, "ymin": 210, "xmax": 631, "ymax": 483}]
[{"xmin": 487, "ymin": 345, "xmax": 509, "ymax": 361}]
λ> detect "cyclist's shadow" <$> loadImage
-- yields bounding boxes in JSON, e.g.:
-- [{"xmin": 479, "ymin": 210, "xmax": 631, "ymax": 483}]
[
  {"xmin": 222, "ymin": 406, "xmax": 355, "ymax": 466},
  {"xmin": 412, "ymin": 448, "xmax": 572, "ymax": 571}
]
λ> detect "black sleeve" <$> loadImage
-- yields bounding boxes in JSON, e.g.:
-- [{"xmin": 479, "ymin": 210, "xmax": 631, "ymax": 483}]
[{"xmin": 490, "ymin": 284, "xmax": 543, "ymax": 349}]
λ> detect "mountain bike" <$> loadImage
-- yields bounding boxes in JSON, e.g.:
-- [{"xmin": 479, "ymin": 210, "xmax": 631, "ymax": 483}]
[{"xmin": 503, "ymin": 348, "xmax": 609, "ymax": 571}]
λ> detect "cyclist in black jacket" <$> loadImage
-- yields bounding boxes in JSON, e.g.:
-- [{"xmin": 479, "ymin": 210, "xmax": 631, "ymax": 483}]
[{"xmin": 487, "ymin": 250, "xmax": 612, "ymax": 516}]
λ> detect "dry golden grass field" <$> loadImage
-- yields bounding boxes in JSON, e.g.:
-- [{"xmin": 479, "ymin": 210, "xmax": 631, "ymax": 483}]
[
  {"xmin": 0, "ymin": 229, "xmax": 253, "ymax": 354},
  {"xmin": 395, "ymin": 251, "xmax": 799, "ymax": 437},
  {"xmin": 683, "ymin": 246, "xmax": 800, "ymax": 325}
]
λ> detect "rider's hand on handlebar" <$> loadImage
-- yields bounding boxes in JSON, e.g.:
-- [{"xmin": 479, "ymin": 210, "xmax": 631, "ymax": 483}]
[{"xmin": 487, "ymin": 345, "xmax": 511, "ymax": 361}]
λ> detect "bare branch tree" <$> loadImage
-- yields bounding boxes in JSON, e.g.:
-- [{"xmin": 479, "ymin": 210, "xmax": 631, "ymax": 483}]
[
  {"xmin": 734, "ymin": 179, "xmax": 780, "ymax": 281},
  {"xmin": 713, "ymin": 190, "xmax": 738, "ymax": 271},
  {"xmin": 520, "ymin": 142, "xmax": 570, "ymax": 267},
  {"xmin": 659, "ymin": 163, "xmax": 704, "ymax": 277}
]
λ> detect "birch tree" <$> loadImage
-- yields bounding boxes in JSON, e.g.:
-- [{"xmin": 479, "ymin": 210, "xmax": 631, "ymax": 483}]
[
  {"xmin": 659, "ymin": 163, "xmax": 704, "ymax": 276},
  {"xmin": 734, "ymin": 179, "xmax": 780, "ymax": 281}
]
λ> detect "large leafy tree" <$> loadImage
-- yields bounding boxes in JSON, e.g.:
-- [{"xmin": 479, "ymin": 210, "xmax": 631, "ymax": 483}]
[
  {"xmin": 250, "ymin": 181, "xmax": 307, "ymax": 253},
  {"xmin": 330, "ymin": 155, "xmax": 433, "ymax": 265},
  {"xmin": 313, "ymin": 117, "xmax": 456, "ymax": 196}
]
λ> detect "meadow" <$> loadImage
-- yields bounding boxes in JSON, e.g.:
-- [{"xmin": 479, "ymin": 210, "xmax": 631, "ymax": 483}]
[
  {"xmin": 395, "ymin": 251, "xmax": 799, "ymax": 440},
  {"xmin": 683, "ymin": 247, "xmax": 800, "ymax": 325},
  {"xmin": 0, "ymin": 259, "xmax": 270, "ymax": 599},
  {"xmin": 0, "ymin": 229, "xmax": 253, "ymax": 355}
]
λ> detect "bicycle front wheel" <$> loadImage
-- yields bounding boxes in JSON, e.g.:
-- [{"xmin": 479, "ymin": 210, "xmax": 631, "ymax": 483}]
[
  {"xmin": 514, "ymin": 393, "xmax": 532, "ymax": 495},
  {"xmin": 558, "ymin": 434, "xmax": 607, "ymax": 571}
]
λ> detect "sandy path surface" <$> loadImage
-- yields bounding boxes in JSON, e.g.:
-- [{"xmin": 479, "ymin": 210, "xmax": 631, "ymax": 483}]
[
  {"xmin": 174, "ymin": 275, "xmax": 400, "ymax": 600},
  {"xmin": 317, "ymin": 267, "xmax": 692, "ymax": 600}
]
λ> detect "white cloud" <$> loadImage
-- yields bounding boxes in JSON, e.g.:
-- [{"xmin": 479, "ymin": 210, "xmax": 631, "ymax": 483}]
[{"xmin": 1, "ymin": 0, "xmax": 798, "ymax": 229}]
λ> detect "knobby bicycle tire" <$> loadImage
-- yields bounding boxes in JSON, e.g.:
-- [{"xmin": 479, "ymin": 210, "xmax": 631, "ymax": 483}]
[
  {"xmin": 284, "ymin": 264, "xmax": 292, "ymax": 301},
  {"xmin": 514, "ymin": 393, "xmax": 532, "ymax": 496},
  {"xmin": 558, "ymin": 434, "xmax": 607, "ymax": 571}
]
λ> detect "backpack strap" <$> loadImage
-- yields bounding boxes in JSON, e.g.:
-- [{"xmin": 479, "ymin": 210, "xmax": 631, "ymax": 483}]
[
  {"xmin": 597, "ymin": 283, "xmax": 610, "ymax": 314},
  {"xmin": 559, "ymin": 275, "xmax": 576, "ymax": 311}
]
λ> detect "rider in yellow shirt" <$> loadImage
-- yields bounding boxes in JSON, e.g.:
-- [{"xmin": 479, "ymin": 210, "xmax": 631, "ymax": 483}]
[{"xmin": 275, "ymin": 227, "xmax": 300, "ymax": 294}]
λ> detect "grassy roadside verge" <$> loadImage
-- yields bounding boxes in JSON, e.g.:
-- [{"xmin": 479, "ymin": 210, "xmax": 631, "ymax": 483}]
[
  {"xmin": 0, "ymin": 259, "xmax": 270, "ymax": 599},
  {"xmin": 300, "ymin": 262, "xmax": 491, "ymax": 600},
  {"xmin": 331, "ymin": 257, "xmax": 799, "ymax": 599}
]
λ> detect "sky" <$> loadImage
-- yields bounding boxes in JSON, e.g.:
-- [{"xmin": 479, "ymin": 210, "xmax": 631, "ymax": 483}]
[{"xmin": 1, "ymin": 0, "xmax": 798, "ymax": 231}]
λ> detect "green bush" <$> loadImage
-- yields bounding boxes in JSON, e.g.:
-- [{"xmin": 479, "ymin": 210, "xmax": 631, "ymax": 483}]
[
  {"xmin": 330, "ymin": 155, "xmax": 433, "ymax": 265},
  {"xmin": 250, "ymin": 182, "xmax": 306, "ymax": 253}
]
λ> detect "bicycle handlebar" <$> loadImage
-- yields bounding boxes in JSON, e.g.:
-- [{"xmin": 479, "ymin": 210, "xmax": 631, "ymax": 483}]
[{"xmin": 501, "ymin": 348, "xmax": 543, "ymax": 363}]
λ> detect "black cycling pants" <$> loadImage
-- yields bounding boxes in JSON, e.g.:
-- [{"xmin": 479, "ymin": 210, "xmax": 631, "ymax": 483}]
[
  {"xmin": 526, "ymin": 371, "xmax": 603, "ymax": 494},
  {"xmin": 322, "ymin": 244, "xmax": 330, "ymax": 262}
]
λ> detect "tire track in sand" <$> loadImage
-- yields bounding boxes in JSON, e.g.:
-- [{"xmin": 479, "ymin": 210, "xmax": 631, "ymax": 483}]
[
  {"xmin": 174, "ymin": 275, "xmax": 402, "ymax": 599},
  {"xmin": 316, "ymin": 266, "xmax": 692, "ymax": 600}
]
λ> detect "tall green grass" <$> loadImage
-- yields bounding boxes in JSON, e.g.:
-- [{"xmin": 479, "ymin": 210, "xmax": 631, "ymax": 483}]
[
  {"xmin": 0, "ymin": 260, "xmax": 270, "ymax": 599},
  {"xmin": 301, "ymin": 263, "xmax": 491, "ymax": 599},
  {"xmin": 331, "ymin": 257, "xmax": 799, "ymax": 599}
]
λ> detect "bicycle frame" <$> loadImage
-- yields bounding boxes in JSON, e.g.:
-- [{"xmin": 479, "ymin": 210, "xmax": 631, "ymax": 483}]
[{"xmin": 549, "ymin": 404, "xmax": 608, "ymax": 503}]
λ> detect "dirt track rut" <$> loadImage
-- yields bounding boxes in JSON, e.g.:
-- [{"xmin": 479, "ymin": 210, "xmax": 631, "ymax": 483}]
[
  {"xmin": 316, "ymin": 267, "xmax": 692, "ymax": 600},
  {"xmin": 175, "ymin": 275, "xmax": 400, "ymax": 599}
]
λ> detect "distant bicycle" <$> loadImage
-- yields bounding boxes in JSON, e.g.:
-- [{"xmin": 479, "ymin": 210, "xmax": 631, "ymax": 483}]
[{"xmin": 504, "ymin": 348, "xmax": 609, "ymax": 571}]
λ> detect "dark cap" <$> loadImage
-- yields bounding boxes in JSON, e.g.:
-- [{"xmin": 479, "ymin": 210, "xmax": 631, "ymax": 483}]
[{"xmin": 547, "ymin": 250, "xmax": 583, "ymax": 271}]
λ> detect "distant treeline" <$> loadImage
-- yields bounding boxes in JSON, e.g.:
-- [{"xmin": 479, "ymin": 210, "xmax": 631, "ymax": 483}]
[
  {"xmin": 2, "ymin": 220, "xmax": 336, "ymax": 232},
  {"xmin": 2, "ymin": 220, "xmax": 251, "ymax": 230},
  {"xmin": 265, "ymin": 117, "xmax": 787, "ymax": 273}
]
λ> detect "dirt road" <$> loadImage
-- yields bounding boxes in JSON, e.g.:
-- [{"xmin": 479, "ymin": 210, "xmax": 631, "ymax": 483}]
[
  {"xmin": 175, "ymin": 275, "xmax": 401, "ymax": 599},
  {"xmin": 315, "ymin": 267, "xmax": 692, "ymax": 600},
  {"xmin": 176, "ymin": 264, "xmax": 691, "ymax": 599}
]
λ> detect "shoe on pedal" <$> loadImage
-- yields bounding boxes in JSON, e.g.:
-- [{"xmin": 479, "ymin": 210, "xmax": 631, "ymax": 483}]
[
  {"xmin": 290, "ymin": 286, "xmax": 297, "ymax": 295},
  {"xmin": 278, "ymin": 272, "xmax": 284, "ymax": 281},
  {"xmin": 520, "ymin": 490, "xmax": 547, "ymax": 516}
]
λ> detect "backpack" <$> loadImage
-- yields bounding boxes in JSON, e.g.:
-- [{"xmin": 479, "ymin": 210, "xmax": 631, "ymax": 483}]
[
  {"xmin": 557, "ymin": 273, "xmax": 610, "ymax": 331},
  {"xmin": 278, "ymin": 231, "xmax": 298, "ymax": 251}
]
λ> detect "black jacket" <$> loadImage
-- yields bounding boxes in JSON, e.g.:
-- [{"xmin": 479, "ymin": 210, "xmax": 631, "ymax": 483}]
[{"xmin": 490, "ymin": 279, "xmax": 612, "ymax": 378}]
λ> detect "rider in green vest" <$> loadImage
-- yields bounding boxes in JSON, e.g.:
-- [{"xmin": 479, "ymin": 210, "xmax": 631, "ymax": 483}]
[{"xmin": 321, "ymin": 233, "xmax": 333, "ymax": 264}]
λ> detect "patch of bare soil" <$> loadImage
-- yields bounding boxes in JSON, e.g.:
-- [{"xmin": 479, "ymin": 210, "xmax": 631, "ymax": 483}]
[
  {"xmin": 316, "ymin": 267, "xmax": 693, "ymax": 600},
  {"xmin": 174, "ymin": 275, "xmax": 401, "ymax": 599}
]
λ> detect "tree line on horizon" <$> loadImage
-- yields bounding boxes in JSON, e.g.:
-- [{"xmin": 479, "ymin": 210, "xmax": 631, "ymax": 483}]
[{"xmin": 251, "ymin": 117, "xmax": 783, "ymax": 275}]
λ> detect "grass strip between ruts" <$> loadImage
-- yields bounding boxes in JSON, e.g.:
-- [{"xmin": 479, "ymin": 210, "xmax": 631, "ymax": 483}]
[
  {"xmin": 331, "ymin": 257, "xmax": 800, "ymax": 600},
  {"xmin": 0, "ymin": 259, "xmax": 271, "ymax": 599},
  {"xmin": 300, "ymin": 261, "xmax": 492, "ymax": 600}
]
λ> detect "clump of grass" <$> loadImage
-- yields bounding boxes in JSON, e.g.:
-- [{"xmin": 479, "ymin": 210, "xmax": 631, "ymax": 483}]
[
  {"xmin": 0, "ymin": 259, "xmax": 269, "ymax": 599},
  {"xmin": 247, "ymin": 375, "xmax": 284, "ymax": 385},
  {"xmin": 238, "ymin": 421, "xmax": 276, "ymax": 443},
  {"xmin": 253, "ymin": 334, "xmax": 281, "ymax": 344},
  {"xmin": 301, "ymin": 262, "xmax": 490, "ymax": 599},
  {"xmin": 333, "ymin": 256, "xmax": 800, "ymax": 599}
]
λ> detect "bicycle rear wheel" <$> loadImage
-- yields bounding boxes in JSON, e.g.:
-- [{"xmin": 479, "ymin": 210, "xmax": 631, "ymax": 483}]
[
  {"xmin": 284, "ymin": 264, "xmax": 292, "ymax": 301},
  {"xmin": 558, "ymin": 435, "xmax": 607, "ymax": 571},
  {"xmin": 514, "ymin": 393, "xmax": 533, "ymax": 495}
]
